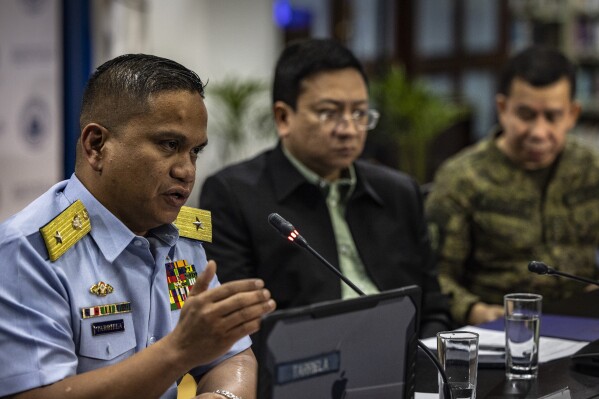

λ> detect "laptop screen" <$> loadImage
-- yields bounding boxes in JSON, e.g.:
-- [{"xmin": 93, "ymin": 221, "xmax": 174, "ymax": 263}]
[{"xmin": 256, "ymin": 285, "xmax": 421, "ymax": 399}]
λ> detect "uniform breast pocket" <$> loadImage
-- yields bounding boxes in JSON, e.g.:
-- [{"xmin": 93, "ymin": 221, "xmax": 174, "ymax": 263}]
[{"xmin": 77, "ymin": 313, "xmax": 136, "ymax": 372}]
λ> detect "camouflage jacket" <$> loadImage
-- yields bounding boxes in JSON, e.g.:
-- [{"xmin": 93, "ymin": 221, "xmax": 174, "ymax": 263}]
[{"xmin": 425, "ymin": 130, "xmax": 599, "ymax": 324}]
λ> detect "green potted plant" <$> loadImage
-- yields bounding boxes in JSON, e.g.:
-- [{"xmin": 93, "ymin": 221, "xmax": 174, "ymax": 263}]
[
  {"xmin": 207, "ymin": 77, "xmax": 276, "ymax": 164},
  {"xmin": 369, "ymin": 66, "xmax": 470, "ymax": 183}
]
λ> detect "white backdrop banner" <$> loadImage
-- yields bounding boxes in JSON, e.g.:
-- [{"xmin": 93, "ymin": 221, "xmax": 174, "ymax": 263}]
[{"xmin": 0, "ymin": 0, "xmax": 62, "ymax": 221}]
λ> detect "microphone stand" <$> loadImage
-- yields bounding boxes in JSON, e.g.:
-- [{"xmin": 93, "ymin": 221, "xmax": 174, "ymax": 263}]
[
  {"xmin": 298, "ymin": 242, "xmax": 366, "ymax": 296},
  {"xmin": 529, "ymin": 260, "xmax": 599, "ymax": 287},
  {"xmin": 543, "ymin": 268, "xmax": 599, "ymax": 287}
]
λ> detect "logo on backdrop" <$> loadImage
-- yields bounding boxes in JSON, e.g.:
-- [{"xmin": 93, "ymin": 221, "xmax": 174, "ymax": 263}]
[
  {"xmin": 20, "ymin": 97, "xmax": 49, "ymax": 147},
  {"xmin": 18, "ymin": 0, "xmax": 49, "ymax": 16}
]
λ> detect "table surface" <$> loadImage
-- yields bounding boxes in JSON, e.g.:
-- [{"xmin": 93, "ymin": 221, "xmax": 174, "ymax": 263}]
[
  {"xmin": 416, "ymin": 290, "xmax": 599, "ymax": 398},
  {"xmin": 415, "ymin": 352, "xmax": 599, "ymax": 398}
]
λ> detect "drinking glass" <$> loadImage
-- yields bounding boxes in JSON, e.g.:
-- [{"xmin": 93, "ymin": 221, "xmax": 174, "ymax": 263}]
[
  {"xmin": 437, "ymin": 331, "xmax": 479, "ymax": 399},
  {"xmin": 504, "ymin": 293, "xmax": 542, "ymax": 380}
]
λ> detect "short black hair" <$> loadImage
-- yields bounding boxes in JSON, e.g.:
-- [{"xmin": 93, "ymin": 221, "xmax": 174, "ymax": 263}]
[
  {"xmin": 79, "ymin": 53, "xmax": 206, "ymax": 131},
  {"xmin": 272, "ymin": 38, "xmax": 368, "ymax": 109},
  {"xmin": 499, "ymin": 46, "xmax": 577, "ymax": 98}
]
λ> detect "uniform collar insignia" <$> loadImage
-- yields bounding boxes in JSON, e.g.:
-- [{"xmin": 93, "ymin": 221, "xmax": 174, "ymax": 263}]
[
  {"xmin": 40, "ymin": 199, "xmax": 91, "ymax": 261},
  {"xmin": 173, "ymin": 206, "xmax": 212, "ymax": 242}
]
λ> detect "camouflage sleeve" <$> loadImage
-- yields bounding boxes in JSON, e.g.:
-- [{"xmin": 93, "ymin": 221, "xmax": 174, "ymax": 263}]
[{"xmin": 425, "ymin": 162, "xmax": 481, "ymax": 325}]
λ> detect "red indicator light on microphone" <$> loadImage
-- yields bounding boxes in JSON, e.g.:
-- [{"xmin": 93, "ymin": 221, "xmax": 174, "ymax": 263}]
[{"xmin": 287, "ymin": 229, "xmax": 301, "ymax": 242}]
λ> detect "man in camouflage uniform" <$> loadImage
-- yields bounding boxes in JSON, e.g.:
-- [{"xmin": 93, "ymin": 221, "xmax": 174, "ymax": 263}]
[{"xmin": 426, "ymin": 46, "xmax": 599, "ymax": 326}]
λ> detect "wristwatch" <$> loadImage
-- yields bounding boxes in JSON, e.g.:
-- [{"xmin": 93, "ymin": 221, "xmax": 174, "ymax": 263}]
[{"xmin": 214, "ymin": 389, "xmax": 242, "ymax": 399}]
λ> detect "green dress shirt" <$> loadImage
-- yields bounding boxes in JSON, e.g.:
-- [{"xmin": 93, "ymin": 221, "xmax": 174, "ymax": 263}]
[{"xmin": 282, "ymin": 146, "xmax": 379, "ymax": 298}]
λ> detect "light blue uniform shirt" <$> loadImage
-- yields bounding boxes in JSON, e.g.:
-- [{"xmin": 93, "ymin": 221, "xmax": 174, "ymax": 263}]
[{"xmin": 0, "ymin": 175, "xmax": 251, "ymax": 398}]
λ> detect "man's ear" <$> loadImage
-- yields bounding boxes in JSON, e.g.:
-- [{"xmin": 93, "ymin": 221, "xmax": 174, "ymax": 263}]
[
  {"xmin": 495, "ymin": 93, "xmax": 508, "ymax": 126},
  {"xmin": 80, "ymin": 123, "xmax": 110, "ymax": 172},
  {"xmin": 567, "ymin": 100, "xmax": 582, "ymax": 130},
  {"xmin": 273, "ymin": 101, "xmax": 292, "ymax": 138}
]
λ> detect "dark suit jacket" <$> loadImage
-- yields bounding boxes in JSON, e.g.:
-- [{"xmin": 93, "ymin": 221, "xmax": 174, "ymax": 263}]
[{"xmin": 200, "ymin": 144, "xmax": 451, "ymax": 337}]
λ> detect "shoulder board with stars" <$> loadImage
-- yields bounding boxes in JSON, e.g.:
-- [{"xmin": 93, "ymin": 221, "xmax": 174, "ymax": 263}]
[
  {"xmin": 40, "ymin": 199, "xmax": 91, "ymax": 261},
  {"xmin": 173, "ymin": 206, "xmax": 212, "ymax": 242}
]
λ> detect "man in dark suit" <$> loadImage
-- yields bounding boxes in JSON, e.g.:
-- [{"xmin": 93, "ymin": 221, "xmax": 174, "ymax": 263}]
[{"xmin": 200, "ymin": 38, "xmax": 451, "ymax": 337}]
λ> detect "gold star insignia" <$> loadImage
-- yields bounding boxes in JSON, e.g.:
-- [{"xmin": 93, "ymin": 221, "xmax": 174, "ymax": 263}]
[
  {"xmin": 54, "ymin": 231, "xmax": 63, "ymax": 244},
  {"xmin": 174, "ymin": 206, "xmax": 212, "ymax": 242}
]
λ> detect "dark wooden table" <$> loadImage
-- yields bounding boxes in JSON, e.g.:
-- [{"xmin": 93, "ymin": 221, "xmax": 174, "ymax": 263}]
[
  {"xmin": 416, "ymin": 290, "xmax": 599, "ymax": 398},
  {"xmin": 416, "ymin": 353, "xmax": 599, "ymax": 398}
]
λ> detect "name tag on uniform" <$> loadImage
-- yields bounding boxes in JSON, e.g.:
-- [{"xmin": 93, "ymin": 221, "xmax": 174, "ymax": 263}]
[{"xmin": 91, "ymin": 319, "xmax": 125, "ymax": 336}]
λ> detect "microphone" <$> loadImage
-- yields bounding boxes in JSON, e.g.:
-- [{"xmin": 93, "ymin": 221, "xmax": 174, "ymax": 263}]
[
  {"xmin": 528, "ymin": 261, "xmax": 599, "ymax": 287},
  {"xmin": 267, "ymin": 212, "xmax": 454, "ymax": 398},
  {"xmin": 527, "ymin": 260, "xmax": 599, "ymax": 377},
  {"xmin": 267, "ymin": 213, "xmax": 365, "ymax": 296},
  {"xmin": 267, "ymin": 213, "xmax": 309, "ymax": 249}
]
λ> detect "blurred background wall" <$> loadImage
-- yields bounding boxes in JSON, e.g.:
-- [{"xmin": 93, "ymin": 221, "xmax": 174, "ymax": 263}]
[
  {"xmin": 2, "ymin": 0, "xmax": 599, "ymax": 219},
  {"xmin": 0, "ymin": 0, "xmax": 62, "ymax": 220}
]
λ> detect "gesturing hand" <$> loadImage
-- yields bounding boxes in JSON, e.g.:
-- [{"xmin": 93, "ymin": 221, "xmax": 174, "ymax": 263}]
[
  {"xmin": 170, "ymin": 260, "xmax": 276, "ymax": 367},
  {"xmin": 468, "ymin": 302, "xmax": 504, "ymax": 325}
]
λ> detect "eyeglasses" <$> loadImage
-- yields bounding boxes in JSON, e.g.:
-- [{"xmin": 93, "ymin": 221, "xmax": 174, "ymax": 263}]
[{"xmin": 316, "ymin": 108, "xmax": 380, "ymax": 131}]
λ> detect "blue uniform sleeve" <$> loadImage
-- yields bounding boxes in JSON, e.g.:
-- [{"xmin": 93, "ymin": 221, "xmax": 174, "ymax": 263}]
[{"xmin": 0, "ymin": 229, "xmax": 78, "ymax": 396}]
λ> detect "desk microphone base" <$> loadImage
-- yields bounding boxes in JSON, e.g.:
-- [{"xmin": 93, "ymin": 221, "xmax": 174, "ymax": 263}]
[{"xmin": 571, "ymin": 339, "xmax": 599, "ymax": 376}]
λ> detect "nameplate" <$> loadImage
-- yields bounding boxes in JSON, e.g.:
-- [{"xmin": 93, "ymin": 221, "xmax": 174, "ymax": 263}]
[
  {"xmin": 276, "ymin": 351, "xmax": 340, "ymax": 385},
  {"xmin": 91, "ymin": 319, "xmax": 125, "ymax": 336}
]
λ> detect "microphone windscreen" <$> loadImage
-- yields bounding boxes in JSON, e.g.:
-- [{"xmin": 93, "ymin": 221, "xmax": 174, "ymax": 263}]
[
  {"xmin": 268, "ymin": 213, "xmax": 295, "ymax": 236},
  {"xmin": 528, "ymin": 261, "xmax": 549, "ymax": 275}
]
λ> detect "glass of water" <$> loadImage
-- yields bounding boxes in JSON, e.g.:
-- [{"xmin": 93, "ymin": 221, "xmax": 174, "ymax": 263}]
[
  {"xmin": 437, "ymin": 331, "xmax": 479, "ymax": 399},
  {"xmin": 504, "ymin": 293, "xmax": 542, "ymax": 380}
]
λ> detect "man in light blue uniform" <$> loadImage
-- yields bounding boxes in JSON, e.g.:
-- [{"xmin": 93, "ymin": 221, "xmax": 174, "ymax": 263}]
[{"xmin": 0, "ymin": 54, "xmax": 276, "ymax": 399}]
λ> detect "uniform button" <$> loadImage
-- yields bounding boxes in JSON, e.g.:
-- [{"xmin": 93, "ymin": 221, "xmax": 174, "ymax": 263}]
[
  {"xmin": 106, "ymin": 343, "xmax": 111, "ymax": 354},
  {"xmin": 340, "ymin": 244, "xmax": 350, "ymax": 255},
  {"xmin": 148, "ymin": 336, "xmax": 157, "ymax": 345},
  {"xmin": 134, "ymin": 240, "xmax": 142, "ymax": 246}
]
